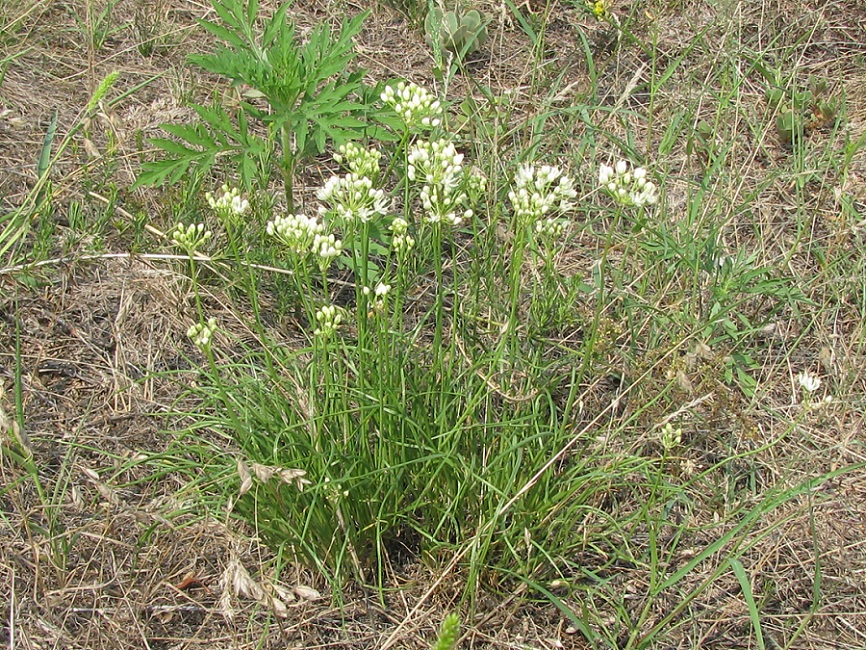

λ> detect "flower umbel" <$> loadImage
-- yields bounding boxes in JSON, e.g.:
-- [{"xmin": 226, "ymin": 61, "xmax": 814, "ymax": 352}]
[
  {"xmin": 332, "ymin": 142, "xmax": 382, "ymax": 180},
  {"xmin": 267, "ymin": 213, "xmax": 324, "ymax": 254},
  {"xmin": 188, "ymin": 317, "xmax": 218, "ymax": 351},
  {"xmin": 408, "ymin": 139, "xmax": 472, "ymax": 226},
  {"xmin": 598, "ymin": 160, "xmax": 659, "ymax": 208},
  {"xmin": 171, "ymin": 222, "xmax": 212, "ymax": 255},
  {"xmin": 390, "ymin": 217, "xmax": 415, "ymax": 258},
  {"xmin": 267, "ymin": 213, "xmax": 342, "ymax": 271},
  {"xmin": 588, "ymin": 0, "xmax": 610, "ymax": 19},
  {"xmin": 660, "ymin": 423, "xmax": 682, "ymax": 451},
  {"xmin": 508, "ymin": 163, "xmax": 577, "ymax": 225},
  {"xmin": 317, "ymin": 172, "xmax": 388, "ymax": 224},
  {"xmin": 797, "ymin": 370, "xmax": 821, "ymax": 393},
  {"xmin": 206, "ymin": 184, "xmax": 250, "ymax": 220},
  {"xmin": 314, "ymin": 305, "xmax": 344, "ymax": 338},
  {"xmin": 381, "ymin": 81, "xmax": 443, "ymax": 131}
]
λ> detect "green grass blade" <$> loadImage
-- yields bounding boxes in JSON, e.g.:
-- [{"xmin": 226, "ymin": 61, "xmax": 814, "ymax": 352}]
[{"xmin": 731, "ymin": 558, "xmax": 766, "ymax": 650}]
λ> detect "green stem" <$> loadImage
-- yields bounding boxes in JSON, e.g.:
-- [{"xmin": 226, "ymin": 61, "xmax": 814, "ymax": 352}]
[
  {"xmin": 432, "ymin": 223, "xmax": 445, "ymax": 371},
  {"xmin": 281, "ymin": 125, "xmax": 295, "ymax": 213}
]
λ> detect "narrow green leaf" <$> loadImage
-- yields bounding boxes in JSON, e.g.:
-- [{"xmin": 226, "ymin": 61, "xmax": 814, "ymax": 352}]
[
  {"xmin": 161, "ymin": 123, "xmax": 214, "ymax": 149},
  {"xmin": 210, "ymin": 0, "xmax": 243, "ymax": 31},
  {"xmin": 731, "ymin": 558, "xmax": 766, "ymax": 650},
  {"xmin": 246, "ymin": 0, "xmax": 259, "ymax": 29}
]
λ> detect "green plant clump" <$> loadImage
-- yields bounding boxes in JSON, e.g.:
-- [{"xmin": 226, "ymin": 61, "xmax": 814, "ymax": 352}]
[
  {"xmin": 425, "ymin": 3, "xmax": 488, "ymax": 61},
  {"xmin": 135, "ymin": 0, "xmax": 375, "ymax": 212},
  {"xmin": 755, "ymin": 60, "xmax": 838, "ymax": 147}
]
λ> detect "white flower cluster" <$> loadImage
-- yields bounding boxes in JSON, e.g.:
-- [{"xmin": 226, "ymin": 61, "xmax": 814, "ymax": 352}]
[
  {"xmin": 206, "ymin": 184, "xmax": 250, "ymax": 219},
  {"xmin": 267, "ymin": 213, "xmax": 343, "ymax": 270},
  {"xmin": 797, "ymin": 370, "xmax": 821, "ymax": 393},
  {"xmin": 598, "ymin": 160, "xmax": 659, "ymax": 207},
  {"xmin": 312, "ymin": 233, "xmax": 343, "ymax": 269},
  {"xmin": 408, "ymin": 139, "xmax": 472, "ymax": 226},
  {"xmin": 333, "ymin": 142, "xmax": 382, "ymax": 180},
  {"xmin": 187, "ymin": 317, "xmax": 217, "ymax": 351},
  {"xmin": 267, "ymin": 213, "xmax": 324, "ymax": 254},
  {"xmin": 317, "ymin": 172, "xmax": 388, "ymax": 224},
  {"xmin": 171, "ymin": 222, "xmax": 212, "ymax": 253},
  {"xmin": 381, "ymin": 81, "xmax": 443, "ymax": 130},
  {"xmin": 508, "ymin": 164, "xmax": 577, "ymax": 226},
  {"xmin": 796, "ymin": 370, "xmax": 834, "ymax": 409},
  {"xmin": 314, "ymin": 304, "xmax": 344, "ymax": 338},
  {"xmin": 390, "ymin": 217, "xmax": 415, "ymax": 257},
  {"xmin": 362, "ymin": 282, "xmax": 391, "ymax": 313}
]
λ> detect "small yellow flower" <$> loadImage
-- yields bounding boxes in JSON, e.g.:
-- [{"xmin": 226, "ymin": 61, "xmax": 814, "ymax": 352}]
[{"xmin": 589, "ymin": 0, "xmax": 610, "ymax": 19}]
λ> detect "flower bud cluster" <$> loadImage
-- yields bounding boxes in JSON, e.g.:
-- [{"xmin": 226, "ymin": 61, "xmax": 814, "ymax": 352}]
[
  {"xmin": 187, "ymin": 317, "xmax": 218, "ymax": 351},
  {"xmin": 313, "ymin": 233, "xmax": 343, "ymax": 268},
  {"xmin": 390, "ymin": 217, "xmax": 415, "ymax": 257},
  {"xmin": 267, "ymin": 213, "xmax": 343, "ymax": 271},
  {"xmin": 317, "ymin": 172, "xmax": 388, "ymax": 224},
  {"xmin": 508, "ymin": 164, "xmax": 577, "ymax": 226},
  {"xmin": 534, "ymin": 217, "xmax": 567, "ymax": 239},
  {"xmin": 362, "ymin": 282, "xmax": 391, "ymax": 313},
  {"xmin": 171, "ymin": 222, "xmax": 212, "ymax": 254},
  {"xmin": 598, "ymin": 160, "xmax": 658, "ymax": 207},
  {"xmin": 408, "ymin": 139, "xmax": 472, "ymax": 226},
  {"xmin": 267, "ymin": 213, "xmax": 324, "ymax": 254},
  {"xmin": 660, "ymin": 422, "xmax": 682, "ymax": 451},
  {"xmin": 314, "ymin": 305, "xmax": 344, "ymax": 338},
  {"xmin": 333, "ymin": 142, "xmax": 382, "ymax": 180},
  {"xmin": 381, "ymin": 81, "xmax": 443, "ymax": 130},
  {"xmin": 465, "ymin": 167, "xmax": 487, "ymax": 203},
  {"xmin": 206, "ymin": 184, "xmax": 250, "ymax": 219}
]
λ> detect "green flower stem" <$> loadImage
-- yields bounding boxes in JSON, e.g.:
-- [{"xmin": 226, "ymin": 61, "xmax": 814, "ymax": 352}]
[
  {"xmin": 431, "ymin": 223, "xmax": 445, "ymax": 371},
  {"xmin": 382, "ymin": 126, "xmax": 411, "ymax": 191},
  {"xmin": 280, "ymin": 124, "xmax": 296, "ymax": 213},
  {"xmin": 579, "ymin": 206, "xmax": 622, "ymax": 381},
  {"xmin": 290, "ymin": 253, "xmax": 317, "ymax": 329},
  {"xmin": 497, "ymin": 216, "xmax": 530, "ymax": 388}
]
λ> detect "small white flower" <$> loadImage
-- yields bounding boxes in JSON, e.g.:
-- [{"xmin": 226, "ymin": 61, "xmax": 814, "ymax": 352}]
[
  {"xmin": 599, "ymin": 163, "xmax": 614, "ymax": 186},
  {"xmin": 797, "ymin": 370, "xmax": 821, "ymax": 393},
  {"xmin": 375, "ymin": 282, "xmax": 390, "ymax": 297}
]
